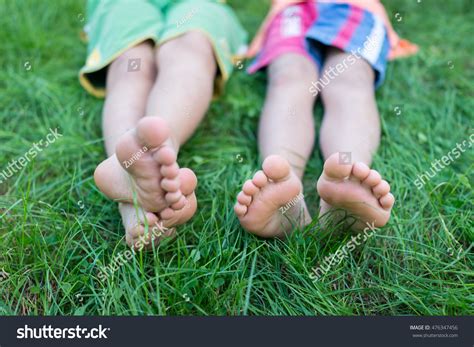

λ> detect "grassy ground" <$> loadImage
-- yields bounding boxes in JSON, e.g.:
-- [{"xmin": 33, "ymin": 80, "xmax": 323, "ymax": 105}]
[{"xmin": 0, "ymin": 0, "xmax": 472, "ymax": 316}]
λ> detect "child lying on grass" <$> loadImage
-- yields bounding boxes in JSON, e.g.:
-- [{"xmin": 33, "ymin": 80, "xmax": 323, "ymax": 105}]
[
  {"xmin": 79, "ymin": 0, "xmax": 247, "ymax": 248},
  {"xmin": 233, "ymin": 0, "xmax": 418, "ymax": 237}
]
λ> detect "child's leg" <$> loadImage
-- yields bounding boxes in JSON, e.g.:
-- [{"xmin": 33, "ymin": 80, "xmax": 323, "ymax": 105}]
[
  {"xmin": 95, "ymin": 42, "xmax": 164, "ymax": 247},
  {"xmin": 146, "ymin": 31, "xmax": 217, "ymax": 150},
  {"xmin": 258, "ymin": 54, "xmax": 317, "ymax": 179},
  {"xmin": 235, "ymin": 54, "xmax": 318, "ymax": 238},
  {"xmin": 316, "ymin": 48, "xmax": 395, "ymax": 229},
  {"xmin": 101, "ymin": 42, "xmax": 156, "ymax": 156},
  {"xmin": 95, "ymin": 41, "xmax": 183, "ymax": 215},
  {"xmin": 95, "ymin": 32, "xmax": 216, "ymax": 230}
]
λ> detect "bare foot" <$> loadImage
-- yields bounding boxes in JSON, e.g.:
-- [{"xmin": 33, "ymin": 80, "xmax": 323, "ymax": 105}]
[
  {"xmin": 119, "ymin": 167, "xmax": 198, "ymax": 250},
  {"xmin": 234, "ymin": 155, "xmax": 310, "ymax": 238},
  {"xmin": 317, "ymin": 152, "xmax": 395, "ymax": 230},
  {"xmin": 94, "ymin": 117, "xmax": 186, "ymax": 213}
]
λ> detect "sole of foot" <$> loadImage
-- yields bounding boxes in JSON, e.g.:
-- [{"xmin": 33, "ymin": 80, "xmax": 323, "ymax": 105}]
[
  {"xmin": 234, "ymin": 155, "xmax": 308, "ymax": 238},
  {"xmin": 317, "ymin": 152, "xmax": 395, "ymax": 230},
  {"xmin": 94, "ymin": 117, "xmax": 186, "ymax": 213},
  {"xmin": 120, "ymin": 168, "xmax": 198, "ymax": 251}
]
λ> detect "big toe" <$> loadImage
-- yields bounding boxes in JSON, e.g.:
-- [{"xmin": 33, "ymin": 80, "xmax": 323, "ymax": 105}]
[
  {"xmin": 116, "ymin": 130, "xmax": 146, "ymax": 166},
  {"xmin": 262, "ymin": 155, "xmax": 291, "ymax": 181},
  {"xmin": 323, "ymin": 152, "xmax": 353, "ymax": 179},
  {"xmin": 136, "ymin": 116, "xmax": 170, "ymax": 148}
]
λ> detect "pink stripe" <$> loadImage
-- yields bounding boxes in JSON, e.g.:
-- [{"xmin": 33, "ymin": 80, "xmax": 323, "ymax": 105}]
[{"xmin": 331, "ymin": 6, "xmax": 364, "ymax": 49}]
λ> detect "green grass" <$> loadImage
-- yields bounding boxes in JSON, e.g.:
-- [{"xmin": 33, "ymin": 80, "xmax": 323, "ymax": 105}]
[{"xmin": 0, "ymin": 0, "xmax": 472, "ymax": 316}]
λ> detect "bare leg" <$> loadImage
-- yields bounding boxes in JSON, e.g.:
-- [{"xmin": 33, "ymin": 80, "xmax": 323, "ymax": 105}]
[
  {"xmin": 146, "ymin": 31, "xmax": 217, "ymax": 150},
  {"xmin": 95, "ymin": 32, "xmax": 216, "ymax": 230},
  {"xmin": 142, "ymin": 31, "xmax": 216, "ymax": 227},
  {"xmin": 94, "ymin": 40, "xmax": 186, "ymax": 213},
  {"xmin": 235, "ymin": 54, "xmax": 318, "ymax": 238},
  {"xmin": 258, "ymin": 54, "xmax": 318, "ymax": 179},
  {"xmin": 319, "ymin": 48, "xmax": 380, "ymax": 164},
  {"xmin": 316, "ymin": 48, "xmax": 394, "ymax": 229},
  {"xmin": 102, "ymin": 42, "xmax": 156, "ymax": 158},
  {"xmin": 92, "ymin": 42, "xmax": 163, "ymax": 247}
]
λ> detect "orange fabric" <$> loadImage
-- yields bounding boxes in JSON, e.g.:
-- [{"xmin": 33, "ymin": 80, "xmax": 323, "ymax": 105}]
[{"xmin": 247, "ymin": 0, "xmax": 418, "ymax": 60}]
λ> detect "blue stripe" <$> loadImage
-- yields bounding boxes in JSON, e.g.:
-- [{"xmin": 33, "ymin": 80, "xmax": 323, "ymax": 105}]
[{"xmin": 308, "ymin": 3, "xmax": 353, "ymax": 44}]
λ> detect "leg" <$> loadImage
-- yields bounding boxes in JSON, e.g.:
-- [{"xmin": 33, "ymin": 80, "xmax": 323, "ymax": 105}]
[
  {"xmin": 319, "ymin": 48, "xmax": 380, "ymax": 164},
  {"xmin": 140, "ymin": 30, "xmax": 217, "ymax": 227},
  {"xmin": 316, "ymin": 48, "xmax": 394, "ymax": 229},
  {"xmin": 146, "ymin": 31, "xmax": 217, "ymax": 150},
  {"xmin": 234, "ymin": 54, "xmax": 318, "ymax": 238},
  {"xmin": 95, "ymin": 32, "xmax": 215, "ymax": 225},
  {"xmin": 259, "ymin": 53, "xmax": 318, "ymax": 179},
  {"xmin": 102, "ymin": 41, "xmax": 156, "ymax": 156},
  {"xmin": 94, "ymin": 38, "xmax": 188, "ymax": 211},
  {"xmin": 94, "ymin": 42, "xmax": 163, "ymax": 246}
]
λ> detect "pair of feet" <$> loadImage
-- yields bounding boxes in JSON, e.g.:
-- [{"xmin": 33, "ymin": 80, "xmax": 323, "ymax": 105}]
[{"xmin": 95, "ymin": 117, "xmax": 395, "ymax": 248}]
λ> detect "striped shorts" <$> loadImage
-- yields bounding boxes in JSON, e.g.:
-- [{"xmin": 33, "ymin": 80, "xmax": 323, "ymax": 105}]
[{"xmin": 249, "ymin": 1, "xmax": 390, "ymax": 88}]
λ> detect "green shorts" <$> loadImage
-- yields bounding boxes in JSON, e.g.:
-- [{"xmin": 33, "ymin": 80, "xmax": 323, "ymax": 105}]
[{"xmin": 79, "ymin": 0, "xmax": 247, "ymax": 97}]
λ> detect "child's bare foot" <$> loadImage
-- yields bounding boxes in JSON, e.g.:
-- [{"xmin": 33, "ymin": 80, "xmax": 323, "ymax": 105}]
[
  {"xmin": 94, "ymin": 117, "xmax": 186, "ymax": 213},
  {"xmin": 119, "ymin": 167, "xmax": 197, "ymax": 250},
  {"xmin": 317, "ymin": 152, "xmax": 395, "ymax": 230},
  {"xmin": 234, "ymin": 155, "xmax": 310, "ymax": 238}
]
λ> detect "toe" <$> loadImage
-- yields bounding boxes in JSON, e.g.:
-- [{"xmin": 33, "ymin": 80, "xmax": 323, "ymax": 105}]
[
  {"xmin": 372, "ymin": 180, "xmax": 390, "ymax": 198},
  {"xmin": 160, "ymin": 207, "xmax": 175, "ymax": 220},
  {"xmin": 178, "ymin": 168, "xmax": 198, "ymax": 195},
  {"xmin": 161, "ymin": 163, "xmax": 179, "ymax": 178},
  {"xmin": 136, "ymin": 117, "xmax": 170, "ymax": 148},
  {"xmin": 252, "ymin": 170, "xmax": 268, "ymax": 188},
  {"xmin": 379, "ymin": 193, "xmax": 395, "ymax": 210},
  {"xmin": 363, "ymin": 170, "xmax": 382, "ymax": 187},
  {"xmin": 323, "ymin": 152, "xmax": 353, "ymax": 179},
  {"xmin": 138, "ymin": 212, "xmax": 159, "ymax": 233},
  {"xmin": 352, "ymin": 162, "xmax": 371, "ymax": 181},
  {"xmin": 242, "ymin": 180, "xmax": 259, "ymax": 196},
  {"xmin": 165, "ymin": 191, "xmax": 182, "ymax": 204},
  {"xmin": 234, "ymin": 203, "xmax": 247, "ymax": 216},
  {"xmin": 161, "ymin": 177, "xmax": 180, "ymax": 192},
  {"xmin": 153, "ymin": 146, "xmax": 177, "ymax": 166},
  {"xmin": 123, "ymin": 209, "xmax": 159, "ymax": 248},
  {"xmin": 171, "ymin": 196, "xmax": 186, "ymax": 210},
  {"xmin": 262, "ymin": 155, "xmax": 291, "ymax": 181},
  {"xmin": 127, "ymin": 224, "xmax": 144, "ymax": 239},
  {"xmin": 237, "ymin": 191, "xmax": 252, "ymax": 206}
]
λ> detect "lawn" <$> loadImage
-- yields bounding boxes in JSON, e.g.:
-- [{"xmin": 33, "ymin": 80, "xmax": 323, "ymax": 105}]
[{"xmin": 0, "ymin": 0, "xmax": 472, "ymax": 316}]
